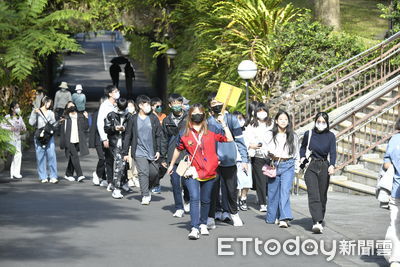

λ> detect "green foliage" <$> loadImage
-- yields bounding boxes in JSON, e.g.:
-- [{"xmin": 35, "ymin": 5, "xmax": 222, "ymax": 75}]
[
  {"xmin": 379, "ymin": 0, "xmax": 400, "ymax": 35},
  {"xmin": 0, "ymin": 0, "xmax": 92, "ymax": 84},
  {"xmin": 0, "ymin": 118, "xmax": 16, "ymax": 159}
]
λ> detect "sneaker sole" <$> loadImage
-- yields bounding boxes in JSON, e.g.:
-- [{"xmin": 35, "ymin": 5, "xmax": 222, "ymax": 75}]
[{"xmin": 188, "ymin": 235, "xmax": 200, "ymax": 240}]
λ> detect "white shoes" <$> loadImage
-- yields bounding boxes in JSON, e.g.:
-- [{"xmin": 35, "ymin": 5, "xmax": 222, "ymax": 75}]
[
  {"xmin": 112, "ymin": 189, "xmax": 124, "ymax": 199},
  {"xmin": 41, "ymin": 179, "xmax": 48, "ymax": 183},
  {"xmin": 188, "ymin": 227, "xmax": 200, "ymax": 240},
  {"xmin": 173, "ymin": 209, "xmax": 184, "ymax": 218},
  {"xmin": 77, "ymin": 176, "xmax": 85, "ymax": 182},
  {"xmin": 64, "ymin": 176, "xmax": 75, "ymax": 182},
  {"xmin": 106, "ymin": 183, "xmax": 115, "ymax": 192},
  {"xmin": 279, "ymin": 220, "xmax": 289, "ymax": 228},
  {"xmin": 260, "ymin": 205, "xmax": 267, "ymax": 212},
  {"xmin": 12, "ymin": 174, "xmax": 22, "ymax": 179},
  {"xmin": 49, "ymin": 178, "xmax": 58, "ymax": 184},
  {"xmin": 222, "ymin": 212, "xmax": 231, "ymax": 222},
  {"xmin": 199, "ymin": 224, "xmax": 209, "ymax": 235},
  {"xmin": 215, "ymin": 211, "xmax": 223, "ymax": 221},
  {"xmin": 207, "ymin": 217, "xmax": 216, "ymax": 230},
  {"xmin": 312, "ymin": 222, "xmax": 323, "ymax": 234},
  {"xmin": 128, "ymin": 179, "xmax": 135, "ymax": 187},
  {"xmin": 231, "ymin": 213, "xmax": 243, "ymax": 226},
  {"xmin": 92, "ymin": 172, "xmax": 100, "ymax": 185},
  {"xmin": 99, "ymin": 180, "xmax": 108, "ymax": 187},
  {"xmin": 141, "ymin": 195, "xmax": 151, "ymax": 205},
  {"xmin": 184, "ymin": 202, "xmax": 190, "ymax": 213}
]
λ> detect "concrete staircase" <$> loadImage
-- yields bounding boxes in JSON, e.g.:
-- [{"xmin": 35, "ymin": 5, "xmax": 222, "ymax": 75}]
[{"xmin": 295, "ymin": 86, "xmax": 399, "ymax": 196}]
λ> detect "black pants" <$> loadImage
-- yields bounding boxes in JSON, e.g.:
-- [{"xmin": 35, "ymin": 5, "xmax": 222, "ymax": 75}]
[
  {"xmin": 111, "ymin": 75, "xmax": 119, "ymax": 88},
  {"xmin": 112, "ymin": 147, "xmax": 127, "ymax": 189},
  {"xmin": 95, "ymin": 144, "xmax": 106, "ymax": 179},
  {"xmin": 66, "ymin": 143, "xmax": 83, "ymax": 177},
  {"xmin": 154, "ymin": 158, "xmax": 167, "ymax": 187},
  {"xmin": 209, "ymin": 165, "xmax": 238, "ymax": 217},
  {"xmin": 252, "ymin": 157, "xmax": 268, "ymax": 206},
  {"xmin": 103, "ymin": 145, "xmax": 114, "ymax": 183},
  {"xmin": 304, "ymin": 159, "xmax": 330, "ymax": 223}
]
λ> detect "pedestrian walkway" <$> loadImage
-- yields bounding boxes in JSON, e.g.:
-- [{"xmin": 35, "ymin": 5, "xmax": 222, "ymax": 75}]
[{"xmin": 0, "ymin": 32, "xmax": 392, "ymax": 267}]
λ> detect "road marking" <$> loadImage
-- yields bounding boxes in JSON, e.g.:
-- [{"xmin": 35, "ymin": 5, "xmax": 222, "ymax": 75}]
[
  {"xmin": 112, "ymin": 45, "xmax": 118, "ymax": 57},
  {"xmin": 101, "ymin": 42, "xmax": 107, "ymax": 71}
]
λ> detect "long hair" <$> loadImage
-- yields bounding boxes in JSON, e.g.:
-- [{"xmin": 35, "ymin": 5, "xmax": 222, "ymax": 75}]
[
  {"xmin": 313, "ymin": 112, "xmax": 330, "ymax": 133},
  {"xmin": 9, "ymin": 101, "xmax": 19, "ymax": 117},
  {"xmin": 245, "ymin": 100, "xmax": 259, "ymax": 127},
  {"xmin": 250, "ymin": 102, "xmax": 272, "ymax": 127},
  {"xmin": 63, "ymin": 101, "xmax": 74, "ymax": 117},
  {"xmin": 40, "ymin": 96, "xmax": 53, "ymax": 110},
  {"xmin": 184, "ymin": 103, "xmax": 208, "ymax": 136},
  {"xmin": 271, "ymin": 110, "xmax": 295, "ymax": 155}
]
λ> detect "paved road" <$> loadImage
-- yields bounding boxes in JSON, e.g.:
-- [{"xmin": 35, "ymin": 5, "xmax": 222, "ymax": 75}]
[{"xmin": 0, "ymin": 33, "xmax": 392, "ymax": 267}]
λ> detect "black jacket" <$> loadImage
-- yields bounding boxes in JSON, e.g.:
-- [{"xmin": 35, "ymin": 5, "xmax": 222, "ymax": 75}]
[
  {"xmin": 122, "ymin": 113, "xmax": 162, "ymax": 159},
  {"xmin": 60, "ymin": 112, "xmax": 89, "ymax": 158},
  {"xmin": 88, "ymin": 110, "xmax": 101, "ymax": 148},
  {"xmin": 160, "ymin": 112, "xmax": 188, "ymax": 164},
  {"xmin": 104, "ymin": 111, "xmax": 129, "ymax": 149}
]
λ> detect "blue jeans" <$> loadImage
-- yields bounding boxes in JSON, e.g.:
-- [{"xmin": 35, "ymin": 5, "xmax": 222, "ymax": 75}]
[
  {"xmin": 34, "ymin": 137, "xmax": 57, "ymax": 180},
  {"xmin": 170, "ymin": 165, "xmax": 190, "ymax": 210},
  {"xmin": 266, "ymin": 159, "xmax": 295, "ymax": 223},
  {"xmin": 185, "ymin": 177, "xmax": 215, "ymax": 229}
]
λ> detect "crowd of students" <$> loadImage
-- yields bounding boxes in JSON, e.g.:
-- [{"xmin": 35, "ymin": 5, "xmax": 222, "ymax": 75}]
[{"xmin": 2, "ymin": 83, "xmax": 339, "ymax": 240}]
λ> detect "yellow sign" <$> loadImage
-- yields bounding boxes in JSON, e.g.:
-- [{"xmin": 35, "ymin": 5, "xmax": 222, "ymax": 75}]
[{"xmin": 215, "ymin": 82, "xmax": 243, "ymax": 107}]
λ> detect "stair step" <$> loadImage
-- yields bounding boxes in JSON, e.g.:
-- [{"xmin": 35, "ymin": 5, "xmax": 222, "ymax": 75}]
[
  {"xmin": 343, "ymin": 167, "xmax": 379, "ymax": 187},
  {"xmin": 330, "ymin": 179, "xmax": 375, "ymax": 195},
  {"xmin": 354, "ymin": 112, "xmax": 395, "ymax": 126},
  {"xmin": 361, "ymin": 157, "xmax": 384, "ymax": 173}
]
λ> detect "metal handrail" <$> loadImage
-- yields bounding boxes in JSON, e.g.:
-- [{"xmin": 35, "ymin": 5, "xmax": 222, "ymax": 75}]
[{"xmin": 269, "ymin": 31, "xmax": 400, "ymax": 107}]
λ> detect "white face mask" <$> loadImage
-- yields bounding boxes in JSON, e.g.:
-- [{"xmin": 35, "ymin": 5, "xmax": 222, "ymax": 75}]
[
  {"xmin": 142, "ymin": 104, "xmax": 152, "ymax": 114},
  {"xmin": 238, "ymin": 119, "xmax": 245, "ymax": 128},
  {"xmin": 14, "ymin": 108, "xmax": 20, "ymax": 114},
  {"xmin": 257, "ymin": 111, "xmax": 268, "ymax": 121},
  {"xmin": 114, "ymin": 92, "xmax": 120, "ymax": 100},
  {"xmin": 127, "ymin": 106, "xmax": 135, "ymax": 114},
  {"xmin": 77, "ymin": 90, "xmax": 82, "ymax": 94},
  {"xmin": 316, "ymin": 122, "xmax": 327, "ymax": 132}
]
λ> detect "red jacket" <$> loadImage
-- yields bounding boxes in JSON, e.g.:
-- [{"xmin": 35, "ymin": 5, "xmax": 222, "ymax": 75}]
[{"xmin": 177, "ymin": 128, "xmax": 227, "ymax": 180}]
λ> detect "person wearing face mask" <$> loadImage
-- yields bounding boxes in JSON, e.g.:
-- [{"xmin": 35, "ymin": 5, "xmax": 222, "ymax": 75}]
[
  {"xmin": 97, "ymin": 86, "xmax": 119, "ymax": 188},
  {"xmin": 60, "ymin": 101, "xmax": 89, "ymax": 182},
  {"xmin": 246, "ymin": 103, "xmax": 273, "ymax": 212},
  {"xmin": 105, "ymin": 98, "xmax": 132, "ymax": 199},
  {"xmin": 89, "ymin": 96, "xmax": 108, "ymax": 186},
  {"xmin": 160, "ymin": 93, "xmax": 191, "ymax": 217},
  {"xmin": 167, "ymin": 103, "xmax": 234, "ymax": 240},
  {"xmin": 72, "ymin": 84, "xmax": 86, "ymax": 112},
  {"xmin": 123, "ymin": 95, "xmax": 162, "ymax": 205},
  {"xmin": 2, "ymin": 101, "xmax": 26, "ymax": 179},
  {"xmin": 300, "ymin": 112, "xmax": 336, "ymax": 234},
  {"xmin": 262, "ymin": 110, "xmax": 299, "ymax": 228},
  {"xmin": 125, "ymin": 100, "xmax": 140, "ymax": 188},
  {"xmin": 206, "ymin": 92, "xmax": 248, "ymax": 228},
  {"xmin": 151, "ymin": 97, "xmax": 167, "ymax": 194},
  {"xmin": 29, "ymin": 96, "xmax": 58, "ymax": 183},
  {"xmin": 54, "ymin": 82, "xmax": 72, "ymax": 128}
]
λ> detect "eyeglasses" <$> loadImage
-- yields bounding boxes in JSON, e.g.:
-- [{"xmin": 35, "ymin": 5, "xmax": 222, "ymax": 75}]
[{"xmin": 156, "ymin": 105, "xmax": 161, "ymax": 108}]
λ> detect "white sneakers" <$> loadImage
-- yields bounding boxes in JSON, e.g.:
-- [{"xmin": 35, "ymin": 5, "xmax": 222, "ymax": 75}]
[
  {"xmin": 312, "ymin": 222, "xmax": 323, "ymax": 234},
  {"xmin": 112, "ymin": 189, "xmax": 124, "ymax": 199},
  {"xmin": 99, "ymin": 180, "xmax": 108, "ymax": 187},
  {"xmin": 77, "ymin": 176, "xmax": 85, "ymax": 182},
  {"xmin": 279, "ymin": 220, "xmax": 289, "ymax": 228},
  {"xmin": 231, "ymin": 213, "xmax": 243, "ymax": 226},
  {"xmin": 215, "ymin": 211, "xmax": 222, "ymax": 221},
  {"xmin": 92, "ymin": 172, "xmax": 100, "ymax": 185},
  {"xmin": 222, "ymin": 212, "xmax": 231, "ymax": 222},
  {"xmin": 64, "ymin": 176, "xmax": 75, "ymax": 182},
  {"xmin": 199, "ymin": 224, "xmax": 209, "ymax": 235},
  {"xmin": 183, "ymin": 202, "xmax": 190, "ymax": 213},
  {"xmin": 106, "ymin": 183, "xmax": 115, "ymax": 192},
  {"xmin": 207, "ymin": 217, "xmax": 216, "ymax": 230},
  {"xmin": 188, "ymin": 227, "xmax": 200, "ymax": 240},
  {"xmin": 260, "ymin": 205, "xmax": 267, "ymax": 212},
  {"xmin": 141, "ymin": 194, "xmax": 151, "ymax": 205},
  {"xmin": 49, "ymin": 178, "xmax": 58, "ymax": 184},
  {"xmin": 12, "ymin": 175, "xmax": 22, "ymax": 179},
  {"xmin": 173, "ymin": 209, "xmax": 184, "ymax": 218},
  {"xmin": 41, "ymin": 179, "xmax": 48, "ymax": 183}
]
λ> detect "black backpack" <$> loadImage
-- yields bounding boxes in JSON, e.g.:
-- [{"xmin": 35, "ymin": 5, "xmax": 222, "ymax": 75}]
[{"xmin": 35, "ymin": 109, "xmax": 56, "ymax": 148}]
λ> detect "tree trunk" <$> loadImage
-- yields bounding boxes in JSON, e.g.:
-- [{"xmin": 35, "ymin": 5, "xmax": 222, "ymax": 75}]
[{"xmin": 315, "ymin": 0, "xmax": 340, "ymax": 30}]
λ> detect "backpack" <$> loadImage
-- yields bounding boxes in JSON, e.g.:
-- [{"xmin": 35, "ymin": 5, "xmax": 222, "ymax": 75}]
[{"xmin": 35, "ymin": 109, "xmax": 56, "ymax": 148}]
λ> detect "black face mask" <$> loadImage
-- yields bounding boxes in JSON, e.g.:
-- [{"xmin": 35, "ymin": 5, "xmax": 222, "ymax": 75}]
[
  {"xmin": 67, "ymin": 106, "xmax": 76, "ymax": 113},
  {"xmin": 191, "ymin": 114, "xmax": 205, "ymax": 123},
  {"xmin": 211, "ymin": 104, "xmax": 223, "ymax": 114}
]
